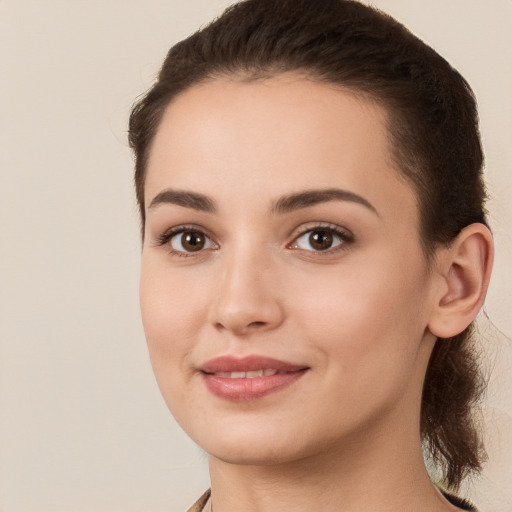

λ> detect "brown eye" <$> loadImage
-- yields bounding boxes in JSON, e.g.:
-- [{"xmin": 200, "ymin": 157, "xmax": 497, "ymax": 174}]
[
  {"xmin": 309, "ymin": 230, "xmax": 333, "ymax": 250},
  {"xmin": 293, "ymin": 227, "xmax": 350, "ymax": 252},
  {"xmin": 182, "ymin": 232, "xmax": 205, "ymax": 251},
  {"xmin": 170, "ymin": 230, "xmax": 214, "ymax": 253}
]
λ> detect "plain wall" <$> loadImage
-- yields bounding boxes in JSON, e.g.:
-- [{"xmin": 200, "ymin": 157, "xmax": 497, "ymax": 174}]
[{"xmin": 0, "ymin": 1, "xmax": 510, "ymax": 511}]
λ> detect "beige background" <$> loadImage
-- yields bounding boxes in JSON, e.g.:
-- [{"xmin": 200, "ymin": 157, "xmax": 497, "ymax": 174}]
[{"xmin": 0, "ymin": 1, "xmax": 511, "ymax": 511}]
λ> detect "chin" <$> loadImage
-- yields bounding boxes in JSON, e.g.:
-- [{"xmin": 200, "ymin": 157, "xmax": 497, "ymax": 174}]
[
  {"xmin": 191, "ymin": 420, "xmax": 346, "ymax": 468},
  {"xmin": 208, "ymin": 442, "xmax": 306, "ymax": 466},
  {"xmin": 213, "ymin": 435, "xmax": 286, "ymax": 464}
]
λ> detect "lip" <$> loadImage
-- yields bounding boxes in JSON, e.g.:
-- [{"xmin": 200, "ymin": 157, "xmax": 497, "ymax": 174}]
[{"xmin": 200, "ymin": 355, "xmax": 309, "ymax": 401}]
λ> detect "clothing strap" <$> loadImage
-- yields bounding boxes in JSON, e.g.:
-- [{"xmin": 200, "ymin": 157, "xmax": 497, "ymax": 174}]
[{"xmin": 187, "ymin": 489, "xmax": 211, "ymax": 512}]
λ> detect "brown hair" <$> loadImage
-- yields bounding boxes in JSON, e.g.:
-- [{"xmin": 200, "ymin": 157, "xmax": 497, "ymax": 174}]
[{"xmin": 129, "ymin": 0, "xmax": 488, "ymax": 490}]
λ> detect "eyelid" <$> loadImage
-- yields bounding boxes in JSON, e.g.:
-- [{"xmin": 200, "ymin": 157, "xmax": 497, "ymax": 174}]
[
  {"xmin": 153, "ymin": 222, "xmax": 353, "ymax": 256},
  {"xmin": 287, "ymin": 222, "xmax": 354, "ymax": 252},
  {"xmin": 154, "ymin": 224, "xmax": 218, "ymax": 255}
]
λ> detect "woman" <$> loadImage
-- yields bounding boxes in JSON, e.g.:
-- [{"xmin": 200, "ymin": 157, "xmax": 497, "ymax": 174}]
[{"xmin": 129, "ymin": 1, "xmax": 494, "ymax": 510}]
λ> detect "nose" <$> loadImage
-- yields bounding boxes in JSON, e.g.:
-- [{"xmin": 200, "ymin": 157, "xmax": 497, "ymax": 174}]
[{"xmin": 209, "ymin": 247, "xmax": 285, "ymax": 336}]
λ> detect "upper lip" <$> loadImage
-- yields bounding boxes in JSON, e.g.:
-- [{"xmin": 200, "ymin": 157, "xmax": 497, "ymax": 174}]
[{"xmin": 200, "ymin": 355, "xmax": 308, "ymax": 374}]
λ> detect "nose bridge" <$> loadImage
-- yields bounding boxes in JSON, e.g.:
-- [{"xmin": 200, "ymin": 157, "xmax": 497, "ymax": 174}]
[{"xmin": 210, "ymin": 237, "xmax": 283, "ymax": 334}]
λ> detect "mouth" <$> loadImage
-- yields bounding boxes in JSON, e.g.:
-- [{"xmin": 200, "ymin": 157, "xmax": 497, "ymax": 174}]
[
  {"xmin": 209, "ymin": 369, "xmax": 284, "ymax": 378},
  {"xmin": 200, "ymin": 356, "xmax": 309, "ymax": 401}
]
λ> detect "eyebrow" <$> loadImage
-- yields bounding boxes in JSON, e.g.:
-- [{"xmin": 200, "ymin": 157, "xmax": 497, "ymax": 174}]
[
  {"xmin": 147, "ymin": 187, "xmax": 378, "ymax": 216},
  {"xmin": 271, "ymin": 188, "xmax": 379, "ymax": 216},
  {"xmin": 148, "ymin": 189, "xmax": 217, "ymax": 213}
]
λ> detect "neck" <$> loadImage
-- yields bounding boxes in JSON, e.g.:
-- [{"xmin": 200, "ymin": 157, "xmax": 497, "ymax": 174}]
[{"xmin": 207, "ymin": 413, "xmax": 455, "ymax": 512}]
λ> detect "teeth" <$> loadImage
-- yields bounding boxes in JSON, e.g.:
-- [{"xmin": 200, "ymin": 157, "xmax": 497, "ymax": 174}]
[
  {"xmin": 213, "ymin": 369, "xmax": 278, "ymax": 379},
  {"xmin": 246, "ymin": 370, "xmax": 263, "ymax": 378}
]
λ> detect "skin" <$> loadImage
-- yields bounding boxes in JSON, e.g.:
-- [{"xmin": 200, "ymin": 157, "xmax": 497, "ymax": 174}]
[{"xmin": 140, "ymin": 74, "xmax": 491, "ymax": 511}]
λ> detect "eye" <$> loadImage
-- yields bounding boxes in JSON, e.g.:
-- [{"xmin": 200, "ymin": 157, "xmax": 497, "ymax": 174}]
[
  {"xmin": 290, "ymin": 226, "xmax": 352, "ymax": 252},
  {"xmin": 155, "ymin": 226, "xmax": 217, "ymax": 255},
  {"xmin": 169, "ymin": 230, "xmax": 215, "ymax": 253}
]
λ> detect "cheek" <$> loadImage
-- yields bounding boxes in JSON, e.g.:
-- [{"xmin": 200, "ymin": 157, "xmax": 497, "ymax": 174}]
[
  {"xmin": 289, "ymin": 254, "xmax": 429, "ymax": 378},
  {"xmin": 139, "ymin": 259, "xmax": 210, "ymax": 383},
  {"xmin": 289, "ymin": 272, "xmax": 428, "ymax": 436},
  {"xmin": 139, "ymin": 260, "xmax": 221, "ymax": 425}
]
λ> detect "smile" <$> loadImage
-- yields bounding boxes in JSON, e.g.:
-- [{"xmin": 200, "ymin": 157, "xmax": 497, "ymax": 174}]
[
  {"xmin": 211, "ymin": 369, "xmax": 281, "ymax": 378},
  {"xmin": 200, "ymin": 356, "xmax": 309, "ymax": 401}
]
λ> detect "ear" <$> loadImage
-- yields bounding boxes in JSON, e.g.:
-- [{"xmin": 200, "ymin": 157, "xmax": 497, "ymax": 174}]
[{"xmin": 428, "ymin": 223, "xmax": 494, "ymax": 339}]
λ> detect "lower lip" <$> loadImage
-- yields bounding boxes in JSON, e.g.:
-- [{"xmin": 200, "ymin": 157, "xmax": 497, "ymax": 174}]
[{"xmin": 202, "ymin": 370, "xmax": 308, "ymax": 401}]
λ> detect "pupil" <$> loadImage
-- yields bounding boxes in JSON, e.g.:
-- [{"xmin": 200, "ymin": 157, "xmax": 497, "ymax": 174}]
[
  {"xmin": 182, "ymin": 232, "xmax": 205, "ymax": 252},
  {"xmin": 309, "ymin": 230, "xmax": 333, "ymax": 250}
]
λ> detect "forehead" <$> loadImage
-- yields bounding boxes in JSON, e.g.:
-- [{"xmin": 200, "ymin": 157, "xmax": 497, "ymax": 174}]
[{"xmin": 145, "ymin": 74, "xmax": 418, "ymax": 225}]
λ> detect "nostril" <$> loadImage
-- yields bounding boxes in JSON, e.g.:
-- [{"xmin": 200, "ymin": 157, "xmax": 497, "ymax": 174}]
[
  {"xmin": 211, "ymin": 293, "xmax": 284, "ymax": 334},
  {"xmin": 248, "ymin": 321, "xmax": 266, "ymax": 328},
  {"xmin": 214, "ymin": 319, "xmax": 268, "ymax": 333},
  {"xmin": 214, "ymin": 321, "xmax": 227, "ymax": 331}
]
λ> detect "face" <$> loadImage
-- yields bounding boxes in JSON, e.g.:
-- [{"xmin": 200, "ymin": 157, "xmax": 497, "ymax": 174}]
[{"xmin": 140, "ymin": 75, "xmax": 439, "ymax": 465}]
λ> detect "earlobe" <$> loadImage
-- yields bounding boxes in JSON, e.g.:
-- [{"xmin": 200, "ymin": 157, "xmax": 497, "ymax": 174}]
[{"xmin": 428, "ymin": 223, "xmax": 494, "ymax": 339}]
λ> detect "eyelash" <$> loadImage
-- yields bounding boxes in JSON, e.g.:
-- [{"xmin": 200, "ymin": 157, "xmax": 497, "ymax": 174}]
[
  {"xmin": 154, "ymin": 223, "xmax": 354, "ymax": 257},
  {"xmin": 288, "ymin": 223, "xmax": 354, "ymax": 254},
  {"xmin": 155, "ymin": 224, "xmax": 218, "ymax": 258}
]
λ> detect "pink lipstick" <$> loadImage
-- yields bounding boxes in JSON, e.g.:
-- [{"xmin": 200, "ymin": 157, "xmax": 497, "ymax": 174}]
[{"xmin": 200, "ymin": 355, "xmax": 308, "ymax": 401}]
